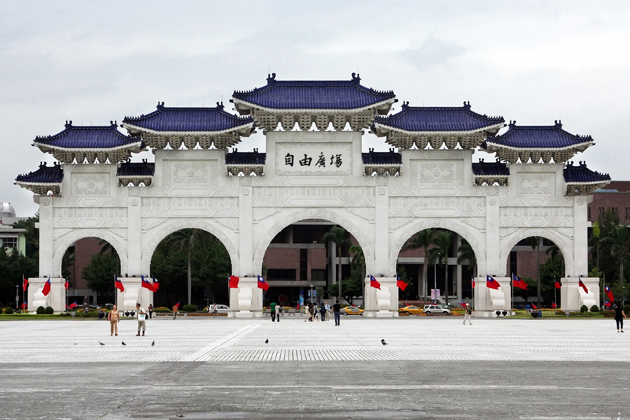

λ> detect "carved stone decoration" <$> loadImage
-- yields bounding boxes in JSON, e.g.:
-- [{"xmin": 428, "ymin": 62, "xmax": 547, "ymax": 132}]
[
  {"xmin": 141, "ymin": 217, "xmax": 168, "ymax": 232},
  {"xmin": 417, "ymin": 162, "xmax": 455, "ymax": 184},
  {"xmin": 141, "ymin": 220, "xmax": 239, "ymax": 276},
  {"xmin": 389, "ymin": 220, "xmax": 486, "ymax": 276},
  {"xmin": 216, "ymin": 218, "xmax": 239, "ymax": 231},
  {"xmin": 346, "ymin": 208, "xmax": 375, "ymax": 222},
  {"xmin": 40, "ymin": 198, "xmax": 51, "ymax": 206},
  {"xmin": 499, "ymin": 229, "xmax": 574, "ymax": 277},
  {"xmin": 73, "ymin": 174, "xmax": 109, "ymax": 195},
  {"xmin": 388, "ymin": 218, "xmax": 413, "ymax": 231},
  {"xmin": 253, "ymin": 208, "xmax": 282, "ymax": 222},
  {"xmin": 518, "ymin": 173, "xmax": 554, "ymax": 195},
  {"xmin": 173, "ymin": 162, "xmax": 208, "ymax": 184},
  {"xmin": 53, "ymin": 229, "xmax": 128, "ymax": 278},
  {"xmin": 460, "ymin": 218, "xmax": 486, "ymax": 231},
  {"xmin": 253, "ymin": 209, "xmax": 375, "ymax": 275}
]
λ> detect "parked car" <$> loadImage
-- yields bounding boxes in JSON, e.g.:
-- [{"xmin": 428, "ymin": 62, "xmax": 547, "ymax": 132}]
[
  {"xmin": 206, "ymin": 304, "xmax": 230, "ymax": 313},
  {"xmin": 423, "ymin": 304, "xmax": 451, "ymax": 314},
  {"xmin": 398, "ymin": 305, "xmax": 423, "ymax": 315},
  {"xmin": 342, "ymin": 306, "xmax": 364, "ymax": 316}
]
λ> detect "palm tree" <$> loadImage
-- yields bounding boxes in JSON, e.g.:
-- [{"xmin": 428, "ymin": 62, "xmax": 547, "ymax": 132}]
[
  {"xmin": 426, "ymin": 231, "xmax": 453, "ymax": 306},
  {"xmin": 403, "ymin": 229, "xmax": 434, "ymax": 300},
  {"xmin": 320, "ymin": 226, "xmax": 352, "ymax": 300},
  {"xmin": 166, "ymin": 229, "xmax": 201, "ymax": 305},
  {"xmin": 349, "ymin": 244, "xmax": 365, "ymax": 279},
  {"xmin": 457, "ymin": 238, "xmax": 477, "ymax": 278},
  {"xmin": 600, "ymin": 224, "xmax": 630, "ymax": 283}
]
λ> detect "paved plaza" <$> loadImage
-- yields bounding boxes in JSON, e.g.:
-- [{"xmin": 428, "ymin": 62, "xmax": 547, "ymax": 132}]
[{"xmin": 1, "ymin": 316, "xmax": 629, "ymax": 419}]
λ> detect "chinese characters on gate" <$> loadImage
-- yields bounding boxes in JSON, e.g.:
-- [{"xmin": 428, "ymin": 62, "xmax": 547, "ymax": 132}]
[{"xmin": 285, "ymin": 152, "xmax": 343, "ymax": 168}]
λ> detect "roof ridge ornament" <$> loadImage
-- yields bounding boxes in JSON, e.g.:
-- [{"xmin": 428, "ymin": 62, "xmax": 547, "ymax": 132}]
[
  {"xmin": 401, "ymin": 101, "xmax": 410, "ymax": 110},
  {"xmin": 216, "ymin": 102, "xmax": 224, "ymax": 110},
  {"xmin": 267, "ymin": 73, "xmax": 276, "ymax": 84},
  {"xmin": 351, "ymin": 72, "xmax": 361, "ymax": 83},
  {"xmin": 156, "ymin": 102, "xmax": 165, "ymax": 110},
  {"xmin": 65, "ymin": 120, "xmax": 73, "ymax": 129},
  {"xmin": 463, "ymin": 101, "xmax": 471, "ymax": 109},
  {"xmin": 554, "ymin": 120, "xmax": 562, "ymax": 128}
]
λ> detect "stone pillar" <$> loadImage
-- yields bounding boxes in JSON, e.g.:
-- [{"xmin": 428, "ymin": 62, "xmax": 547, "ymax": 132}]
[
  {"xmin": 573, "ymin": 197, "xmax": 589, "ymax": 277},
  {"xmin": 38, "ymin": 197, "xmax": 54, "ymax": 277},
  {"xmin": 115, "ymin": 277, "xmax": 153, "ymax": 313},
  {"xmin": 127, "ymin": 197, "xmax": 142, "ymax": 276},
  {"xmin": 28, "ymin": 278, "xmax": 66, "ymax": 312},
  {"xmin": 561, "ymin": 277, "xmax": 599, "ymax": 311},
  {"xmin": 473, "ymin": 276, "xmax": 510, "ymax": 317},
  {"xmin": 485, "ymin": 194, "xmax": 501, "ymax": 276},
  {"xmin": 364, "ymin": 277, "xmax": 398, "ymax": 318}
]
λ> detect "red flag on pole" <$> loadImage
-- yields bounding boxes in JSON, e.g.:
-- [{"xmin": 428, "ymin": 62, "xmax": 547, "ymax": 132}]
[
  {"xmin": 554, "ymin": 281, "xmax": 561, "ymax": 289},
  {"xmin": 512, "ymin": 274, "xmax": 528, "ymax": 290},
  {"xmin": 257, "ymin": 275, "xmax": 269, "ymax": 291},
  {"xmin": 42, "ymin": 279, "xmax": 51, "ymax": 296},
  {"xmin": 141, "ymin": 275, "xmax": 156, "ymax": 292},
  {"xmin": 152, "ymin": 277, "xmax": 159, "ymax": 291},
  {"xmin": 472, "ymin": 277, "xmax": 475, "ymax": 288},
  {"xmin": 396, "ymin": 275, "xmax": 408, "ymax": 291},
  {"xmin": 115, "ymin": 276, "xmax": 125, "ymax": 292},
  {"xmin": 64, "ymin": 279, "xmax": 69, "ymax": 290},
  {"xmin": 486, "ymin": 275, "xmax": 501, "ymax": 290},
  {"xmin": 229, "ymin": 275, "xmax": 240, "ymax": 288},
  {"xmin": 605, "ymin": 284, "xmax": 614, "ymax": 302},
  {"xmin": 370, "ymin": 275, "xmax": 381, "ymax": 290},
  {"xmin": 23, "ymin": 276, "xmax": 28, "ymax": 292},
  {"xmin": 579, "ymin": 279, "xmax": 589, "ymax": 294},
  {"xmin": 21, "ymin": 302, "xmax": 27, "ymax": 309}
]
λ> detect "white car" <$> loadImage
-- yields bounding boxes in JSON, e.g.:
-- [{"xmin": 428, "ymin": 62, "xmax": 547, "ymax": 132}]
[
  {"xmin": 208, "ymin": 304, "xmax": 230, "ymax": 314},
  {"xmin": 423, "ymin": 304, "xmax": 451, "ymax": 314}
]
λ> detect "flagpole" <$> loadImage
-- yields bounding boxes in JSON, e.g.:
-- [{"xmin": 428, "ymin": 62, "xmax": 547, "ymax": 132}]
[
  {"xmin": 511, "ymin": 273, "xmax": 514, "ymax": 316},
  {"xmin": 554, "ymin": 279, "xmax": 556, "ymax": 314},
  {"xmin": 22, "ymin": 274, "xmax": 25, "ymax": 312}
]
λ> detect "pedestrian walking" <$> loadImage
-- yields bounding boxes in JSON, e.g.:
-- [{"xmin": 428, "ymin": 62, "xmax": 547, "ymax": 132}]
[
  {"xmin": 614, "ymin": 303, "xmax": 626, "ymax": 333},
  {"xmin": 320, "ymin": 302, "xmax": 326, "ymax": 321},
  {"xmin": 333, "ymin": 300, "xmax": 341, "ymax": 326},
  {"xmin": 304, "ymin": 303, "xmax": 310, "ymax": 322},
  {"xmin": 172, "ymin": 304, "xmax": 178, "ymax": 319},
  {"xmin": 275, "ymin": 303, "xmax": 281, "ymax": 323},
  {"xmin": 325, "ymin": 301, "xmax": 331, "ymax": 321},
  {"xmin": 108, "ymin": 304, "xmax": 119, "ymax": 336},
  {"xmin": 463, "ymin": 303, "xmax": 472, "ymax": 325},
  {"xmin": 212, "ymin": 303, "xmax": 218, "ymax": 317},
  {"xmin": 313, "ymin": 306, "xmax": 319, "ymax": 322},
  {"xmin": 148, "ymin": 304, "xmax": 153, "ymax": 319},
  {"xmin": 270, "ymin": 301, "xmax": 277, "ymax": 322},
  {"xmin": 136, "ymin": 303, "xmax": 147, "ymax": 336}
]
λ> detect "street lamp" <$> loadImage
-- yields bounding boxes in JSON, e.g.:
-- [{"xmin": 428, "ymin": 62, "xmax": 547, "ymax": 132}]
[
  {"xmin": 310, "ymin": 284, "xmax": 314, "ymax": 304},
  {"xmin": 15, "ymin": 285, "xmax": 19, "ymax": 310},
  {"xmin": 433, "ymin": 252, "xmax": 440, "ymax": 303}
]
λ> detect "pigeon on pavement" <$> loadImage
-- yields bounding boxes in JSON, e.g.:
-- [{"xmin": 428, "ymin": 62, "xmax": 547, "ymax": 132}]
[
  {"xmin": 122, "ymin": 341, "xmax": 126, "ymax": 346},
  {"xmin": 265, "ymin": 339, "xmax": 269, "ymax": 344},
  {"xmin": 99, "ymin": 342, "xmax": 105, "ymax": 346},
  {"xmin": 381, "ymin": 339, "xmax": 388, "ymax": 346},
  {"xmin": 151, "ymin": 341, "xmax": 155, "ymax": 346}
]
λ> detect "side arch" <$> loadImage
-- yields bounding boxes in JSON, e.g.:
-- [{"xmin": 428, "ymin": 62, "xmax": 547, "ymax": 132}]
[
  {"xmin": 499, "ymin": 229, "xmax": 574, "ymax": 277},
  {"xmin": 53, "ymin": 229, "xmax": 128, "ymax": 278},
  {"xmin": 388, "ymin": 220, "xmax": 487, "ymax": 276},
  {"xmin": 141, "ymin": 220, "xmax": 239, "ymax": 276},
  {"xmin": 252, "ymin": 209, "xmax": 375, "ymax": 275}
]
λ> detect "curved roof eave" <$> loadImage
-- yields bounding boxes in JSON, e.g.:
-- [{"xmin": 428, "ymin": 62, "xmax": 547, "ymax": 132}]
[
  {"xmin": 232, "ymin": 97, "xmax": 396, "ymax": 114},
  {"xmin": 122, "ymin": 122, "xmax": 255, "ymax": 137},
  {"xmin": 373, "ymin": 121, "xmax": 505, "ymax": 137}
]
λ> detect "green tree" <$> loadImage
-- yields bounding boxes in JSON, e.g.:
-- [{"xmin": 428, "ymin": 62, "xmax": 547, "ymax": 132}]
[
  {"xmin": 13, "ymin": 214, "xmax": 39, "ymax": 258},
  {"xmin": 320, "ymin": 226, "xmax": 352, "ymax": 300},
  {"xmin": 530, "ymin": 237, "xmax": 542, "ymax": 308},
  {"xmin": 349, "ymin": 244, "xmax": 365, "ymax": 278},
  {"xmin": 540, "ymin": 254, "xmax": 564, "ymax": 303},
  {"xmin": 457, "ymin": 238, "xmax": 477, "ymax": 277},
  {"xmin": 403, "ymin": 229, "xmax": 434, "ymax": 299},
  {"xmin": 600, "ymin": 224, "xmax": 630, "ymax": 283},
  {"xmin": 326, "ymin": 267, "xmax": 363, "ymax": 305},
  {"xmin": 82, "ymin": 252, "xmax": 119, "ymax": 303},
  {"xmin": 426, "ymin": 230, "xmax": 453, "ymax": 306},
  {"xmin": 166, "ymin": 229, "xmax": 202, "ymax": 305}
]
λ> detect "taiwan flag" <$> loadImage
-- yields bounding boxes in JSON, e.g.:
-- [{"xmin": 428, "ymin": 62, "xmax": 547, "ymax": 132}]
[
  {"xmin": 174, "ymin": 301, "xmax": 180, "ymax": 308},
  {"xmin": 115, "ymin": 276, "xmax": 124, "ymax": 293},
  {"xmin": 460, "ymin": 300, "xmax": 466, "ymax": 308},
  {"xmin": 69, "ymin": 301, "xmax": 77, "ymax": 309},
  {"xmin": 554, "ymin": 281, "xmax": 562, "ymax": 289},
  {"xmin": 605, "ymin": 300, "xmax": 612, "ymax": 308},
  {"xmin": 229, "ymin": 275, "xmax": 239, "ymax": 289},
  {"xmin": 605, "ymin": 284, "xmax": 614, "ymax": 302},
  {"xmin": 512, "ymin": 274, "xmax": 528, "ymax": 290},
  {"xmin": 42, "ymin": 279, "xmax": 51, "ymax": 296},
  {"xmin": 578, "ymin": 279, "xmax": 589, "ymax": 294},
  {"xmin": 486, "ymin": 275, "xmax": 501, "ymax": 290},
  {"xmin": 551, "ymin": 301, "xmax": 557, "ymax": 309},
  {"xmin": 472, "ymin": 277, "xmax": 475, "ymax": 288},
  {"xmin": 532, "ymin": 303, "xmax": 537, "ymax": 310},
  {"xmin": 141, "ymin": 275, "xmax": 156, "ymax": 292},
  {"xmin": 23, "ymin": 276, "xmax": 28, "ymax": 292},
  {"xmin": 396, "ymin": 275, "xmax": 409, "ymax": 291},
  {"xmin": 370, "ymin": 275, "xmax": 381, "ymax": 290},
  {"xmin": 257, "ymin": 275, "xmax": 269, "ymax": 291},
  {"xmin": 65, "ymin": 279, "xmax": 69, "ymax": 290},
  {"xmin": 21, "ymin": 302, "xmax": 27, "ymax": 309},
  {"xmin": 152, "ymin": 277, "xmax": 159, "ymax": 291}
]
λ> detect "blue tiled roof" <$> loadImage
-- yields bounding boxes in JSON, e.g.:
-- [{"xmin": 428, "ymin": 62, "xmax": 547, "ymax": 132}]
[
  {"xmin": 564, "ymin": 161, "xmax": 611, "ymax": 183},
  {"xmin": 362, "ymin": 149, "xmax": 402, "ymax": 165},
  {"xmin": 15, "ymin": 162, "xmax": 64, "ymax": 183},
  {"xmin": 374, "ymin": 102, "xmax": 504, "ymax": 132},
  {"xmin": 485, "ymin": 121, "xmax": 593, "ymax": 149},
  {"xmin": 33, "ymin": 122, "xmax": 140, "ymax": 149},
  {"xmin": 117, "ymin": 161, "xmax": 155, "ymax": 177},
  {"xmin": 123, "ymin": 103, "xmax": 254, "ymax": 132},
  {"xmin": 232, "ymin": 73, "xmax": 396, "ymax": 110},
  {"xmin": 225, "ymin": 149, "xmax": 266, "ymax": 165},
  {"xmin": 472, "ymin": 160, "xmax": 509, "ymax": 176}
]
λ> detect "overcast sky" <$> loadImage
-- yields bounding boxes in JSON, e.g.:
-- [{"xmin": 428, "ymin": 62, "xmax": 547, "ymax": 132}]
[{"xmin": 2, "ymin": 1, "xmax": 629, "ymax": 217}]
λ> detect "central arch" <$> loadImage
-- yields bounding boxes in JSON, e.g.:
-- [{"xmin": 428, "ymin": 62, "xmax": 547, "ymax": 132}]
[
  {"xmin": 389, "ymin": 219, "xmax": 487, "ymax": 276},
  {"xmin": 141, "ymin": 220, "xmax": 239, "ymax": 276},
  {"xmin": 253, "ymin": 209, "xmax": 375, "ymax": 275},
  {"xmin": 500, "ymin": 229, "xmax": 574, "ymax": 277}
]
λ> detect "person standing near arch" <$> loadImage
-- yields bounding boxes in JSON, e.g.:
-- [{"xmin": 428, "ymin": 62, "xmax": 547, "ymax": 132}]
[
  {"xmin": 270, "ymin": 301, "xmax": 277, "ymax": 322},
  {"xmin": 333, "ymin": 300, "xmax": 341, "ymax": 326}
]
